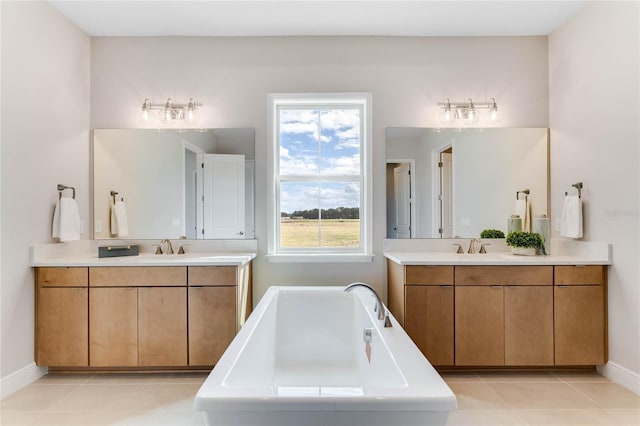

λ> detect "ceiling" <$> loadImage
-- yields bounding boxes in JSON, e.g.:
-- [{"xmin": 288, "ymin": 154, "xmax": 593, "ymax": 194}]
[{"xmin": 49, "ymin": 1, "xmax": 588, "ymax": 37}]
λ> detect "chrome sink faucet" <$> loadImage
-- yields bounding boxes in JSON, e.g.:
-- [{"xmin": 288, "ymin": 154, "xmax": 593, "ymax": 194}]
[
  {"xmin": 344, "ymin": 282, "xmax": 392, "ymax": 327},
  {"xmin": 468, "ymin": 238, "xmax": 481, "ymax": 254},
  {"xmin": 160, "ymin": 238, "xmax": 174, "ymax": 255}
]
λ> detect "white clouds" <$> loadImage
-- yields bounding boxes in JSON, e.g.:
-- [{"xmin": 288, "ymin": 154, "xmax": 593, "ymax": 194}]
[
  {"xmin": 280, "ymin": 108, "xmax": 360, "ymax": 147},
  {"xmin": 278, "ymin": 107, "xmax": 362, "ymax": 212},
  {"xmin": 279, "ymin": 145, "xmax": 318, "ymax": 175},
  {"xmin": 280, "ymin": 181, "xmax": 360, "ymax": 213},
  {"xmin": 321, "ymin": 154, "xmax": 360, "ymax": 175},
  {"xmin": 320, "ymin": 109, "xmax": 360, "ymax": 132}
]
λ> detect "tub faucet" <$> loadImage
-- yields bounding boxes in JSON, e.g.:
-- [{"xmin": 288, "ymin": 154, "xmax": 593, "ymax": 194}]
[{"xmin": 344, "ymin": 282, "xmax": 392, "ymax": 328}]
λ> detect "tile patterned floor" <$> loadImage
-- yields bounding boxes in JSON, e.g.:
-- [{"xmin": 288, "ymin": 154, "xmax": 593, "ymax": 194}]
[{"xmin": 1, "ymin": 371, "xmax": 638, "ymax": 425}]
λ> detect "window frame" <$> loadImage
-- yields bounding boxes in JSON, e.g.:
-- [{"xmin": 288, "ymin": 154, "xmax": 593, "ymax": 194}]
[{"xmin": 267, "ymin": 93, "xmax": 373, "ymax": 263}]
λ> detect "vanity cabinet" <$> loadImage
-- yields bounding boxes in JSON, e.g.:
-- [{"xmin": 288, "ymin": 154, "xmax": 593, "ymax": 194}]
[
  {"xmin": 35, "ymin": 262, "xmax": 252, "ymax": 370},
  {"xmin": 36, "ymin": 267, "xmax": 89, "ymax": 367},
  {"xmin": 188, "ymin": 266, "xmax": 238, "ymax": 366},
  {"xmin": 388, "ymin": 261, "xmax": 604, "ymax": 368},
  {"xmin": 388, "ymin": 263, "xmax": 454, "ymax": 366},
  {"xmin": 455, "ymin": 266, "xmax": 554, "ymax": 366},
  {"xmin": 554, "ymin": 266, "xmax": 607, "ymax": 365},
  {"xmin": 89, "ymin": 287, "xmax": 137, "ymax": 366},
  {"xmin": 88, "ymin": 267, "xmax": 188, "ymax": 367},
  {"xmin": 455, "ymin": 285, "xmax": 505, "ymax": 365},
  {"xmin": 138, "ymin": 286, "xmax": 187, "ymax": 366}
]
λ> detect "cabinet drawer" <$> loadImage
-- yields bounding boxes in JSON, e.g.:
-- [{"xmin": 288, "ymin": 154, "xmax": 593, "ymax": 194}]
[
  {"xmin": 405, "ymin": 266, "xmax": 453, "ymax": 285},
  {"xmin": 89, "ymin": 267, "xmax": 186, "ymax": 286},
  {"xmin": 554, "ymin": 265, "xmax": 605, "ymax": 285},
  {"xmin": 188, "ymin": 266, "xmax": 237, "ymax": 286},
  {"xmin": 37, "ymin": 267, "xmax": 88, "ymax": 287},
  {"xmin": 455, "ymin": 266, "xmax": 553, "ymax": 286}
]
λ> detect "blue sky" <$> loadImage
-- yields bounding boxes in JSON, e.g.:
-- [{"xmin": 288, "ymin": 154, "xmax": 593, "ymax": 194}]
[{"xmin": 279, "ymin": 108, "xmax": 361, "ymax": 214}]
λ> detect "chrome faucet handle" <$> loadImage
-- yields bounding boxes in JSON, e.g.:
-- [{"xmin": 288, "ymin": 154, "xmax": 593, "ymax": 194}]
[
  {"xmin": 383, "ymin": 310, "xmax": 392, "ymax": 328},
  {"xmin": 479, "ymin": 243, "xmax": 491, "ymax": 254},
  {"xmin": 453, "ymin": 243, "xmax": 464, "ymax": 254}
]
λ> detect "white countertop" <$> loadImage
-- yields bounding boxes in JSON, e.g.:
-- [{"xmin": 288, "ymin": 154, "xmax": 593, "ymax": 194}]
[
  {"xmin": 32, "ymin": 251, "xmax": 256, "ymax": 267},
  {"xmin": 30, "ymin": 240, "xmax": 258, "ymax": 267},
  {"xmin": 384, "ymin": 251, "xmax": 611, "ymax": 266},
  {"xmin": 32, "ymin": 252, "xmax": 256, "ymax": 267}
]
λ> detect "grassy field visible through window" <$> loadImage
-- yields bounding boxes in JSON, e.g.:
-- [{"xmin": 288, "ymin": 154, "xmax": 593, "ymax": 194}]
[{"xmin": 280, "ymin": 219, "xmax": 360, "ymax": 248}]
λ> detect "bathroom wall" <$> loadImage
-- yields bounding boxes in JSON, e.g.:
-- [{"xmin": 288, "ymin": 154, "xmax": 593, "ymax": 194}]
[
  {"xmin": 90, "ymin": 36, "xmax": 549, "ymax": 303},
  {"xmin": 549, "ymin": 1, "xmax": 640, "ymax": 392},
  {"xmin": 0, "ymin": 2, "xmax": 91, "ymax": 395}
]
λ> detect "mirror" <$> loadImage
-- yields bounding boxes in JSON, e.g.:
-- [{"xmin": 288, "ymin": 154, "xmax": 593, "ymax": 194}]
[
  {"xmin": 386, "ymin": 128, "xmax": 548, "ymax": 238},
  {"xmin": 93, "ymin": 128, "xmax": 255, "ymax": 240}
]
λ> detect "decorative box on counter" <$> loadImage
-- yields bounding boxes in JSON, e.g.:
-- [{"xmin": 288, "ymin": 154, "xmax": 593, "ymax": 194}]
[{"xmin": 98, "ymin": 244, "xmax": 139, "ymax": 258}]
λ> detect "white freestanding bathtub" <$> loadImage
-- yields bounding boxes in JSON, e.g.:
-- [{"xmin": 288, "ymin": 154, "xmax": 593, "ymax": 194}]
[{"xmin": 195, "ymin": 286, "xmax": 457, "ymax": 426}]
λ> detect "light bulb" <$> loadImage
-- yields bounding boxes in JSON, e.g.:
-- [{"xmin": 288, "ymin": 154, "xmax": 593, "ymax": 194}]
[
  {"xmin": 465, "ymin": 99, "xmax": 479, "ymax": 125},
  {"xmin": 162, "ymin": 98, "xmax": 174, "ymax": 123},
  {"xmin": 186, "ymin": 98, "xmax": 200, "ymax": 123},
  {"xmin": 439, "ymin": 98, "xmax": 455, "ymax": 125},
  {"xmin": 139, "ymin": 98, "xmax": 155, "ymax": 124},
  {"xmin": 489, "ymin": 98, "xmax": 498, "ymax": 121}
]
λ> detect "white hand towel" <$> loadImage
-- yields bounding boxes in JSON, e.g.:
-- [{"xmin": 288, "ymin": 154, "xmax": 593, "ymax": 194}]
[
  {"xmin": 560, "ymin": 195, "xmax": 583, "ymax": 238},
  {"xmin": 52, "ymin": 198, "xmax": 61, "ymax": 239},
  {"xmin": 110, "ymin": 205, "xmax": 118, "ymax": 236},
  {"xmin": 57, "ymin": 197, "xmax": 81, "ymax": 242},
  {"xmin": 515, "ymin": 198, "xmax": 531, "ymax": 232},
  {"xmin": 111, "ymin": 200, "xmax": 129, "ymax": 237}
]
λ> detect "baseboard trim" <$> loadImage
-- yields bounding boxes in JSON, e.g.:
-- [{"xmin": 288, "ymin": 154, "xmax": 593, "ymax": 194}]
[
  {"xmin": 598, "ymin": 361, "xmax": 640, "ymax": 395},
  {"xmin": 0, "ymin": 363, "xmax": 48, "ymax": 399}
]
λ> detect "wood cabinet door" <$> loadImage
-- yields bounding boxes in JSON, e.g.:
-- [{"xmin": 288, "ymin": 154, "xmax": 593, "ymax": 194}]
[
  {"xmin": 405, "ymin": 285, "xmax": 454, "ymax": 366},
  {"xmin": 555, "ymin": 285, "xmax": 606, "ymax": 365},
  {"xmin": 188, "ymin": 286, "xmax": 237, "ymax": 366},
  {"xmin": 138, "ymin": 287, "xmax": 187, "ymax": 366},
  {"xmin": 89, "ymin": 287, "xmax": 138, "ymax": 367},
  {"xmin": 36, "ymin": 287, "xmax": 88, "ymax": 366},
  {"xmin": 455, "ymin": 286, "xmax": 504, "ymax": 366},
  {"xmin": 504, "ymin": 286, "xmax": 553, "ymax": 366}
]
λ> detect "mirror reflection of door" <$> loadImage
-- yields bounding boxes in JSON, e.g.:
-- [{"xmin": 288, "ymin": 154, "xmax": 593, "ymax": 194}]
[
  {"xmin": 184, "ymin": 142, "xmax": 205, "ymax": 239},
  {"xmin": 386, "ymin": 161, "xmax": 414, "ymax": 239},
  {"xmin": 438, "ymin": 148, "xmax": 453, "ymax": 238},
  {"xmin": 203, "ymin": 154, "xmax": 246, "ymax": 239}
]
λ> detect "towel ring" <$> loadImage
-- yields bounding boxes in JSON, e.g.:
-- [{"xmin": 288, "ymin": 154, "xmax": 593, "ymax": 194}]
[
  {"xmin": 57, "ymin": 184, "xmax": 76, "ymax": 199},
  {"xmin": 516, "ymin": 189, "xmax": 530, "ymax": 200},
  {"xmin": 565, "ymin": 182, "xmax": 583, "ymax": 198}
]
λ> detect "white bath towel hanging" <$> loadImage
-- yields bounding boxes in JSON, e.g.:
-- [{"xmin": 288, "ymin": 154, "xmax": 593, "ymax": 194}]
[
  {"xmin": 52, "ymin": 196, "xmax": 81, "ymax": 242},
  {"xmin": 52, "ymin": 198, "xmax": 61, "ymax": 239},
  {"xmin": 110, "ymin": 199, "xmax": 129, "ymax": 237},
  {"xmin": 560, "ymin": 194, "xmax": 583, "ymax": 238}
]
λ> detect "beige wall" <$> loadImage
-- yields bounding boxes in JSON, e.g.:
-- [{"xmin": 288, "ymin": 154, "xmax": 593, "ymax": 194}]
[
  {"xmin": 90, "ymin": 35, "xmax": 549, "ymax": 304},
  {"xmin": 549, "ymin": 1, "xmax": 640, "ymax": 391},
  {"xmin": 0, "ymin": 1, "xmax": 91, "ymax": 389}
]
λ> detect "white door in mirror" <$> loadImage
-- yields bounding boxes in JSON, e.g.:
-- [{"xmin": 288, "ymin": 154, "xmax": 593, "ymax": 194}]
[{"xmin": 203, "ymin": 154, "xmax": 245, "ymax": 239}]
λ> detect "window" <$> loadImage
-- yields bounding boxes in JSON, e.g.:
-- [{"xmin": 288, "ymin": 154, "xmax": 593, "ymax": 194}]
[{"xmin": 268, "ymin": 94, "xmax": 372, "ymax": 262}]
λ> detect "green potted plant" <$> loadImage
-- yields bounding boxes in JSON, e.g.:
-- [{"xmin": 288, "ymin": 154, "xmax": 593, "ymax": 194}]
[
  {"xmin": 506, "ymin": 231, "xmax": 544, "ymax": 256},
  {"xmin": 480, "ymin": 229, "xmax": 505, "ymax": 239}
]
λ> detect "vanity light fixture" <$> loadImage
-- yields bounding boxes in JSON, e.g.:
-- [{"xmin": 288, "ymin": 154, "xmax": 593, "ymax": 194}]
[
  {"xmin": 139, "ymin": 97, "xmax": 202, "ymax": 125},
  {"xmin": 438, "ymin": 98, "xmax": 499, "ymax": 126}
]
